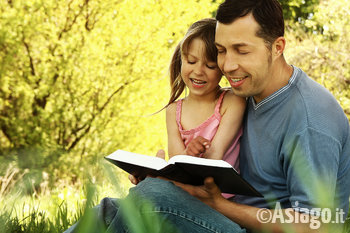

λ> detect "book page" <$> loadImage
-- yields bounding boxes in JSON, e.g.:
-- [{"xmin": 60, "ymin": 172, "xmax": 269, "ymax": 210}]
[
  {"xmin": 105, "ymin": 150, "xmax": 168, "ymax": 170},
  {"xmin": 168, "ymin": 155, "xmax": 232, "ymax": 168}
]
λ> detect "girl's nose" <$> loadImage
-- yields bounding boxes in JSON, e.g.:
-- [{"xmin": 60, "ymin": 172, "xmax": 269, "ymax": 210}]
[{"xmin": 194, "ymin": 64, "xmax": 204, "ymax": 76}]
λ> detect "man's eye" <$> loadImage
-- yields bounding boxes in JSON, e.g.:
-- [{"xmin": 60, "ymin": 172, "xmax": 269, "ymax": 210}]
[
  {"xmin": 238, "ymin": 50, "xmax": 249, "ymax": 54},
  {"xmin": 206, "ymin": 64, "xmax": 217, "ymax": 69}
]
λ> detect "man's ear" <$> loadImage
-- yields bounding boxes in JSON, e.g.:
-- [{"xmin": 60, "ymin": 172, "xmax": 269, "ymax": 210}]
[{"xmin": 272, "ymin": 36, "xmax": 286, "ymax": 58}]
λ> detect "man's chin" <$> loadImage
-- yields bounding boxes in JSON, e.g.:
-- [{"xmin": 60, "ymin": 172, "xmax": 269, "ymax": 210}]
[{"xmin": 230, "ymin": 88, "xmax": 250, "ymax": 98}]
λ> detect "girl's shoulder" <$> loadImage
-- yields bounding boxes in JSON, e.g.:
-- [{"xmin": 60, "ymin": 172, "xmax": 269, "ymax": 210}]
[
  {"xmin": 220, "ymin": 87, "xmax": 234, "ymax": 98},
  {"xmin": 166, "ymin": 101, "xmax": 180, "ymax": 116},
  {"xmin": 220, "ymin": 88, "xmax": 236, "ymax": 104},
  {"xmin": 220, "ymin": 88, "xmax": 246, "ymax": 114}
]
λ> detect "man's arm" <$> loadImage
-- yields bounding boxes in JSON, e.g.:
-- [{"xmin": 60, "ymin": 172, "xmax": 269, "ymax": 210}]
[
  {"xmin": 173, "ymin": 177, "xmax": 328, "ymax": 233},
  {"xmin": 128, "ymin": 151, "xmax": 330, "ymax": 232}
]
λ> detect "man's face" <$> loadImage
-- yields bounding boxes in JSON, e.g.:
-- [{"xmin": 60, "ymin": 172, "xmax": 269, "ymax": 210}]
[{"xmin": 215, "ymin": 14, "xmax": 274, "ymax": 103}]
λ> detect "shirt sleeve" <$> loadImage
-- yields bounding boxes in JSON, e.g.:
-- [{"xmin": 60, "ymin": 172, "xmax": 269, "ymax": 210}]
[{"xmin": 282, "ymin": 127, "xmax": 341, "ymax": 215}]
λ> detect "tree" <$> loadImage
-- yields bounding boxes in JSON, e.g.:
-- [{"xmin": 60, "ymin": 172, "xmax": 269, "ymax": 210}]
[
  {"xmin": 0, "ymin": 0, "xmax": 219, "ymax": 170},
  {"xmin": 285, "ymin": 0, "xmax": 350, "ymax": 119},
  {"xmin": 279, "ymin": 0, "xmax": 320, "ymax": 22}
]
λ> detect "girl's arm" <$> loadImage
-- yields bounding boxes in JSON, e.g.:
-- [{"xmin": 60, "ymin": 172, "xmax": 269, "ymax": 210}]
[
  {"xmin": 204, "ymin": 90, "xmax": 246, "ymax": 160},
  {"xmin": 166, "ymin": 103, "xmax": 186, "ymax": 157}
]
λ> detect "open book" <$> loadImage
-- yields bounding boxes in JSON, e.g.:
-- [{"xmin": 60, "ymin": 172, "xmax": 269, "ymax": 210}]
[{"xmin": 105, "ymin": 150, "xmax": 262, "ymax": 197}]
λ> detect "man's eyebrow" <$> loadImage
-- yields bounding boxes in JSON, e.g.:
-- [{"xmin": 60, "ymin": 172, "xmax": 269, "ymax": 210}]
[
  {"xmin": 215, "ymin": 42, "xmax": 250, "ymax": 48},
  {"xmin": 232, "ymin": 43, "xmax": 249, "ymax": 48}
]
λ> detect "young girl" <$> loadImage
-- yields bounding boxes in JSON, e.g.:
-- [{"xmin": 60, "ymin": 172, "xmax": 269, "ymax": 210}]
[{"xmin": 165, "ymin": 18, "xmax": 246, "ymax": 172}]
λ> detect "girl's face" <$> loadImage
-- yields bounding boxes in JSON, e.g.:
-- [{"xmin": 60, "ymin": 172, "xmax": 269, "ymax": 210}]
[{"xmin": 181, "ymin": 38, "xmax": 222, "ymax": 98}]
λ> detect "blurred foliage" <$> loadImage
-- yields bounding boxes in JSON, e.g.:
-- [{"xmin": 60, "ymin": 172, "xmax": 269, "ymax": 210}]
[
  {"xmin": 279, "ymin": 0, "xmax": 320, "ymax": 22},
  {"xmin": 210, "ymin": 0, "xmax": 320, "ymax": 23},
  {"xmin": 285, "ymin": 0, "xmax": 350, "ymax": 118},
  {"xmin": 0, "ymin": 0, "xmax": 349, "ymax": 194},
  {"xmin": 0, "ymin": 0, "xmax": 219, "ymax": 185},
  {"xmin": 0, "ymin": 0, "xmax": 217, "ymax": 153},
  {"xmin": 0, "ymin": 0, "xmax": 350, "ymax": 232}
]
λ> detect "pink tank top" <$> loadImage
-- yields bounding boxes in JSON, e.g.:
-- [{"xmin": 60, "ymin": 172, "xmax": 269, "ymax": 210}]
[{"xmin": 176, "ymin": 90, "xmax": 242, "ymax": 172}]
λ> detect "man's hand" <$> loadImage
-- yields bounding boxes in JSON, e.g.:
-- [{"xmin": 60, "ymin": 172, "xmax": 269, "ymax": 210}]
[
  {"xmin": 184, "ymin": 136, "xmax": 210, "ymax": 157},
  {"xmin": 172, "ymin": 177, "xmax": 224, "ymax": 208},
  {"xmin": 128, "ymin": 149, "xmax": 166, "ymax": 185}
]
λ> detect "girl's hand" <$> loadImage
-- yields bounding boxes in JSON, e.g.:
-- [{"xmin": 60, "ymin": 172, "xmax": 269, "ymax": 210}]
[{"xmin": 184, "ymin": 136, "xmax": 210, "ymax": 157}]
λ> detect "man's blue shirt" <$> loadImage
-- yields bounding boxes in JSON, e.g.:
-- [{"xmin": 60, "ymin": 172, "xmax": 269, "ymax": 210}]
[{"xmin": 235, "ymin": 66, "xmax": 350, "ymax": 217}]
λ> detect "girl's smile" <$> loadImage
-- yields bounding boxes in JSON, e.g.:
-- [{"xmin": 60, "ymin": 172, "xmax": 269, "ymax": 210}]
[{"xmin": 190, "ymin": 78, "xmax": 207, "ymax": 88}]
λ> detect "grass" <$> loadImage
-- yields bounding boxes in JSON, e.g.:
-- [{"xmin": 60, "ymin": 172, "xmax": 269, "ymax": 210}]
[
  {"xmin": 2, "ymin": 185, "xmax": 350, "ymax": 233},
  {"xmin": 0, "ymin": 180, "xmax": 178, "ymax": 233},
  {"xmin": 0, "ymin": 201, "xmax": 71, "ymax": 233},
  {"xmin": 1, "ymin": 161, "xmax": 350, "ymax": 233},
  {"xmin": 0, "ymin": 159, "xmax": 131, "ymax": 233},
  {"xmin": 0, "ymin": 186, "xmax": 91, "ymax": 233},
  {"xmin": 0, "ymin": 180, "xmax": 127, "ymax": 233}
]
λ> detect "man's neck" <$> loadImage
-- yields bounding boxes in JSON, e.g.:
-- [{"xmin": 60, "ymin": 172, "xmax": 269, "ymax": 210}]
[
  {"xmin": 253, "ymin": 57, "xmax": 294, "ymax": 104},
  {"xmin": 272, "ymin": 57, "xmax": 294, "ymax": 87}
]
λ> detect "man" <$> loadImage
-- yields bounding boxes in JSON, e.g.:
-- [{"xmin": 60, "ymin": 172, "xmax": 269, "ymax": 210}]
[{"xmin": 65, "ymin": 0, "xmax": 350, "ymax": 232}]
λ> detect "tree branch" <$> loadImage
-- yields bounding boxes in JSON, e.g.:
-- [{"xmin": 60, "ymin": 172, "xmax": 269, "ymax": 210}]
[
  {"xmin": 21, "ymin": 33, "xmax": 36, "ymax": 76},
  {"xmin": 7, "ymin": 0, "xmax": 13, "ymax": 7},
  {"xmin": 65, "ymin": 79, "xmax": 138, "ymax": 151},
  {"xmin": 0, "ymin": 125, "xmax": 13, "ymax": 146},
  {"xmin": 68, "ymin": 122, "xmax": 91, "ymax": 151},
  {"xmin": 58, "ymin": 0, "xmax": 87, "ymax": 40}
]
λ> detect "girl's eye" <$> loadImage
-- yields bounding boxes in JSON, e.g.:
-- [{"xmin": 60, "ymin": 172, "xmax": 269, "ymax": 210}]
[{"xmin": 187, "ymin": 60, "xmax": 195, "ymax": 64}]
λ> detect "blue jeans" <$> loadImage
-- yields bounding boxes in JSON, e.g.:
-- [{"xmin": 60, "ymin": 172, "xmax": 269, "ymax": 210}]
[{"xmin": 64, "ymin": 177, "xmax": 246, "ymax": 233}]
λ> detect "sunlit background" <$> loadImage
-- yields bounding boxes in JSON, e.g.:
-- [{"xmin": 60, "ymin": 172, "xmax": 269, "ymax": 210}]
[{"xmin": 0, "ymin": 0, "xmax": 349, "ymax": 232}]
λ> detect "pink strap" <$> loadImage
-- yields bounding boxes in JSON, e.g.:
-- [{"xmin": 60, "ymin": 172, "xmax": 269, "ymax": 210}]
[
  {"xmin": 176, "ymin": 99, "xmax": 183, "ymax": 130},
  {"xmin": 214, "ymin": 90, "xmax": 227, "ymax": 114}
]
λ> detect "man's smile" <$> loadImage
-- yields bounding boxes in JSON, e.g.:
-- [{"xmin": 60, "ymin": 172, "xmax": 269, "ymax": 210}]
[{"xmin": 229, "ymin": 75, "xmax": 249, "ymax": 83}]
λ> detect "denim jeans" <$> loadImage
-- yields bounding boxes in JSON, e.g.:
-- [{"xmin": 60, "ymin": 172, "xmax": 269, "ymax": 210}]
[{"xmin": 64, "ymin": 177, "xmax": 246, "ymax": 233}]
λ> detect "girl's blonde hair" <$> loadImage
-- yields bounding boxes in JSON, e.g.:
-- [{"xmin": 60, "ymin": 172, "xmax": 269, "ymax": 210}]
[{"xmin": 166, "ymin": 18, "xmax": 218, "ymax": 107}]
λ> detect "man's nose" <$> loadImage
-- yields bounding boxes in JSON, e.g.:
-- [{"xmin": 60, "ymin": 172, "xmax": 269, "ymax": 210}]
[{"xmin": 221, "ymin": 53, "xmax": 239, "ymax": 74}]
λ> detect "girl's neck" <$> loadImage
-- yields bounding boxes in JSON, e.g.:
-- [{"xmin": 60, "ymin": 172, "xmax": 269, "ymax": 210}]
[{"xmin": 186, "ymin": 86, "xmax": 221, "ymax": 103}]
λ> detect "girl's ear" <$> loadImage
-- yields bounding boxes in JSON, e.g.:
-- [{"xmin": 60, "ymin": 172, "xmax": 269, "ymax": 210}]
[{"xmin": 272, "ymin": 36, "xmax": 286, "ymax": 58}]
